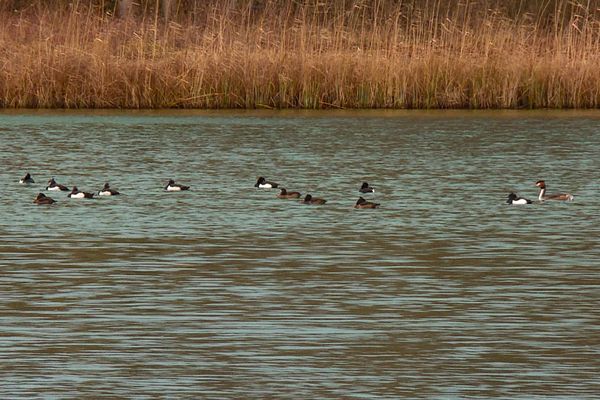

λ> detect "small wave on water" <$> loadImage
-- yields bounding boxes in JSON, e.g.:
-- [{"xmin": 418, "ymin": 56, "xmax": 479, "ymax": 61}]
[{"xmin": 1, "ymin": 110, "xmax": 600, "ymax": 398}]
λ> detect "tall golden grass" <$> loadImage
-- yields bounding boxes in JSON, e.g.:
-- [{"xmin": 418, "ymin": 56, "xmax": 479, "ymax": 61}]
[{"xmin": 1, "ymin": 0, "xmax": 599, "ymax": 108}]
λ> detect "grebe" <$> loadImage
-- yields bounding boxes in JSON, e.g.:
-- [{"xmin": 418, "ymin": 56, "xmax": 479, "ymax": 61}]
[{"xmin": 535, "ymin": 181, "xmax": 573, "ymax": 201}]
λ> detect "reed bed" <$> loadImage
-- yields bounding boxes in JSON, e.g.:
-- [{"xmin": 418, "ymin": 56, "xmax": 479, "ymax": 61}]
[{"xmin": 1, "ymin": 0, "xmax": 599, "ymax": 109}]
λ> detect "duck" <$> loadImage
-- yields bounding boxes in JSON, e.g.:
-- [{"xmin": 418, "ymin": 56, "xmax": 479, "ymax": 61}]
[
  {"xmin": 98, "ymin": 182, "xmax": 120, "ymax": 196},
  {"xmin": 302, "ymin": 194, "xmax": 327, "ymax": 205},
  {"xmin": 359, "ymin": 182, "xmax": 375, "ymax": 193},
  {"xmin": 535, "ymin": 180, "xmax": 574, "ymax": 201},
  {"xmin": 165, "ymin": 179, "xmax": 190, "ymax": 191},
  {"xmin": 46, "ymin": 178, "xmax": 69, "ymax": 191},
  {"xmin": 68, "ymin": 186, "xmax": 94, "ymax": 199},
  {"xmin": 506, "ymin": 192, "xmax": 533, "ymax": 205},
  {"xmin": 354, "ymin": 196, "xmax": 380, "ymax": 209},
  {"xmin": 255, "ymin": 176, "xmax": 279, "ymax": 189},
  {"xmin": 33, "ymin": 193, "xmax": 56, "ymax": 205},
  {"xmin": 19, "ymin": 173, "xmax": 35, "ymax": 184},
  {"xmin": 277, "ymin": 188, "xmax": 301, "ymax": 199}
]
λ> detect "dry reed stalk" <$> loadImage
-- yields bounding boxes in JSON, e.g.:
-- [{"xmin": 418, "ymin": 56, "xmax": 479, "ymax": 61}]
[{"xmin": 0, "ymin": 0, "xmax": 599, "ymax": 109}]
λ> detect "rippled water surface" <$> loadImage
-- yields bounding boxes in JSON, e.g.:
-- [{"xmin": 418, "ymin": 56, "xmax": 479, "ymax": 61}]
[{"xmin": 1, "ymin": 110, "xmax": 600, "ymax": 398}]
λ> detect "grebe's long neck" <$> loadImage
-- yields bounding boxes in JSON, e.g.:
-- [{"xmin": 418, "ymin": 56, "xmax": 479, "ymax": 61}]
[{"xmin": 538, "ymin": 187, "xmax": 546, "ymax": 201}]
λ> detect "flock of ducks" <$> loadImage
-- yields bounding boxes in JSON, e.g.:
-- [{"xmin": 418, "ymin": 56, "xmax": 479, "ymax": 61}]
[
  {"xmin": 255, "ymin": 176, "xmax": 380, "ymax": 208},
  {"xmin": 21, "ymin": 173, "xmax": 381, "ymax": 208},
  {"xmin": 27, "ymin": 175, "xmax": 124, "ymax": 204},
  {"xmin": 21, "ymin": 173, "xmax": 575, "ymax": 207},
  {"xmin": 506, "ymin": 180, "xmax": 574, "ymax": 205}
]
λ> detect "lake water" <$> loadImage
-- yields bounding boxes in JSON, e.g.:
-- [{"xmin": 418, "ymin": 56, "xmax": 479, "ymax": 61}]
[{"xmin": 1, "ymin": 110, "xmax": 599, "ymax": 398}]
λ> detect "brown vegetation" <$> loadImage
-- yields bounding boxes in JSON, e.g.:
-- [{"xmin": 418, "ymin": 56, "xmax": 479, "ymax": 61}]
[{"xmin": 1, "ymin": 0, "xmax": 599, "ymax": 109}]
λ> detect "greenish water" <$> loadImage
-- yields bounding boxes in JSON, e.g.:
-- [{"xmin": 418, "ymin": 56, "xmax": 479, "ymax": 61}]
[{"xmin": 1, "ymin": 110, "xmax": 599, "ymax": 398}]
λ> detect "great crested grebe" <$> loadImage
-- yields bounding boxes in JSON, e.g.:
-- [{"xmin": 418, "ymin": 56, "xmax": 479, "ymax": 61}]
[{"xmin": 535, "ymin": 180, "xmax": 573, "ymax": 201}]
